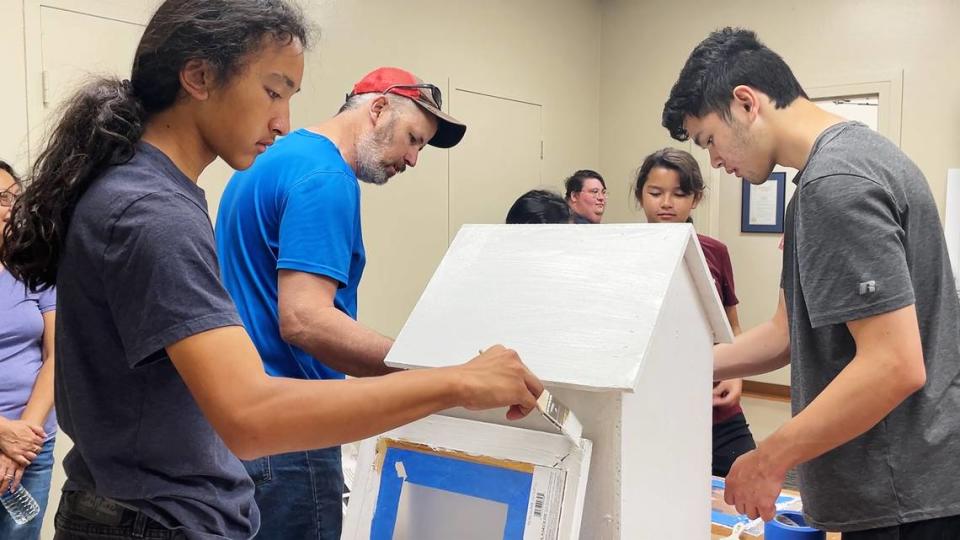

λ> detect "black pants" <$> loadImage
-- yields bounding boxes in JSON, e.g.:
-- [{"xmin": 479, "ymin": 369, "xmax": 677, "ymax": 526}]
[
  {"xmin": 54, "ymin": 491, "xmax": 184, "ymax": 540},
  {"xmin": 842, "ymin": 515, "xmax": 960, "ymax": 539},
  {"xmin": 712, "ymin": 412, "xmax": 756, "ymax": 477}
]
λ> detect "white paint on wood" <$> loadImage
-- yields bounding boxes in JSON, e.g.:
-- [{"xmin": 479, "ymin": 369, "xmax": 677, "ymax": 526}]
[
  {"xmin": 434, "ymin": 270, "xmax": 716, "ymax": 539},
  {"xmin": 385, "ymin": 223, "xmax": 730, "ymax": 391},
  {"xmin": 371, "ymin": 222, "xmax": 723, "ymax": 539},
  {"xmin": 620, "ymin": 264, "xmax": 713, "ymax": 539},
  {"xmin": 342, "ymin": 415, "xmax": 592, "ymax": 540},
  {"xmin": 686, "ymin": 236, "xmax": 735, "ymax": 344}
]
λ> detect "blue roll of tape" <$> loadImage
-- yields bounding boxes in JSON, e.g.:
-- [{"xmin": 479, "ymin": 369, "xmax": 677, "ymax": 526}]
[{"xmin": 765, "ymin": 511, "xmax": 825, "ymax": 540}]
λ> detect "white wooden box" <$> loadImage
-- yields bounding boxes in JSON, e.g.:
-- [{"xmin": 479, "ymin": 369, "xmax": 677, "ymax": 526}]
[{"xmin": 345, "ymin": 224, "xmax": 733, "ymax": 539}]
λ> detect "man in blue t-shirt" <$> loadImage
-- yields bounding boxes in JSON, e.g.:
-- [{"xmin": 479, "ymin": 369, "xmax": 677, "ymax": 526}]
[{"xmin": 215, "ymin": 66, "xmax": 466, "ymax": 539}]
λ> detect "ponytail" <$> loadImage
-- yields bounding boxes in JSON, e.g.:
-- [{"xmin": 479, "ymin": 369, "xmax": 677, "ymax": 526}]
[
  {"xmin": 0, "ymin": 78, "xmax": 144, "ymax": 291},
  {"xmin": 0, "ymin": 0, "xmax": 309, "ymax": 292}
]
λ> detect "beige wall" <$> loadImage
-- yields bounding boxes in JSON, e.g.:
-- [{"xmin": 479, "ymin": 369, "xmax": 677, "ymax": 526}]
[
  {"xmin": 0, "ymin": 3, "xmax": 601, "ymax": 537},
  {"xmin": 219, "ymin": 0, "xmax": 603, "ymax": 338},
  {"xmin": 0, "ymin": 0, "xmax": 602, "ymax": 340},
  {"xmin": 599, "ymin": 0, "xmax": 960, "ymax": 384}
]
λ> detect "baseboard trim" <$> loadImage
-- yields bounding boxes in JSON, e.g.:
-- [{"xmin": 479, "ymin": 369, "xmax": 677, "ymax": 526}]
[{"xmin": 742, "ymin": 380, "xmax": 791, "ymax": 402}]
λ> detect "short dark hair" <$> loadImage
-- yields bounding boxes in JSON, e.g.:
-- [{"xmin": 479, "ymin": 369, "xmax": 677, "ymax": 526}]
[
  {"xmin": 0, "ymin": 160, "xmax": 21, "ymax": 187},
  {"xmin": 662, "ymin": 27, "xmax": 807, "ymax": 141},
  {"xmin": 564, "ymin": 169, "xmax": 606, "ymax": 200},
  {"xmin": 634, "ymin": 148, "xmax": 705, "ymax": 202},
  {"xmin": 506, "ymin": 190, "xmax": 571, "ymax": 224}
]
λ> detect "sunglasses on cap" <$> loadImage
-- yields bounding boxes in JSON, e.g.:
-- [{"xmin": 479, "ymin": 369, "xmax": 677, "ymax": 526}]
[{"xmin": 381, "ymin": 83, "xmax": 443, "ymax": 109}]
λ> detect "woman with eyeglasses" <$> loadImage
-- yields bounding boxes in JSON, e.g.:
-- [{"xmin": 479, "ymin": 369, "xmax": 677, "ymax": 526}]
[
  {"xmin": 634, "ymin": 148, "xmax": 756, "ymax": 478},
  {"xmin": 0, "ymin": 1, "xmax": 541, "ymax": 538},
  {"xmin": 0, "ymin": 160, "xmax": 56, "ymax": 539},
  {"xmin": 564, "ymin": 169, "xmax": 607, "ymax": 224}
]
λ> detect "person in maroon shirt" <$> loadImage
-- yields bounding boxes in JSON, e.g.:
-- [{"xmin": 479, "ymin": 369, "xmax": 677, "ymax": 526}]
[{"xmin": 634, "ymin": 147, "xmax": 756, "ymax": 476}]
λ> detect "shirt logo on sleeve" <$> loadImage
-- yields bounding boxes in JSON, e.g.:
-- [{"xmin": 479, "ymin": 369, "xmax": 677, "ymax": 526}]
[{"xmin": 859, "ymin": 280, "xmax": 877, "ymax": 295}]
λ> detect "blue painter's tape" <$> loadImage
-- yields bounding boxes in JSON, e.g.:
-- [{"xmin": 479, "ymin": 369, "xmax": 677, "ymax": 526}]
[
  {"xmin": 711, "ymin": 477, "xmax": 800, "ymax": 530},
  {"xmin": 370, "ymin": 446, "xmax": 535, "ymax": 539},
  {"xmin": 711, "ymin": 478, "xmax": 796, "ymax": 506},
  {"xmin": 765, "ymin": 511, "xmax": 826, "ymax": 540}
]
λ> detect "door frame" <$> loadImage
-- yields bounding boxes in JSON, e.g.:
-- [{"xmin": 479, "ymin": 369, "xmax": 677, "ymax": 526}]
[{"xmin": 22, "ymin": 0, "xmax": 154, "ymax": 160}]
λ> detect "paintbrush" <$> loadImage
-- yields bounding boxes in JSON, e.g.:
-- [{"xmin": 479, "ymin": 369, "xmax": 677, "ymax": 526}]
[
  {"xmin": 536, "ymin": 389, "xmax": 583, "ymax": 448},
  {"xmin": 477, "ymin": 348, "xmax": 582, "ymax": 447}
]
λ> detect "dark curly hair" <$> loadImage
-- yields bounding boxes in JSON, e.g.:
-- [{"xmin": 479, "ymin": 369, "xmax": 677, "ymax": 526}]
[
  {"xmin": 662, "ymin": 27, "xmax": 807, "ymax": 141},
  {"xmin": 0, "ymin": 0, "xmax": 309, "ymax": 291}
]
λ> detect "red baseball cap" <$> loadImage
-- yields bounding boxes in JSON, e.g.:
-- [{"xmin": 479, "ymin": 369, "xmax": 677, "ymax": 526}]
[{"xmin": 349, "ymin": 67, "xmax": 466, "ymax": 149}]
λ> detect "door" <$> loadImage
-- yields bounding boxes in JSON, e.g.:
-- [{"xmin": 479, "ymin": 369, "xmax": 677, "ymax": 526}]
[
  {"xmin": 25, "ymin": 0, "xmax": 235, "ymax": 220},
  {"xmin": 448, "ymin": 89, "xmax": 543, "ymax": 241}
]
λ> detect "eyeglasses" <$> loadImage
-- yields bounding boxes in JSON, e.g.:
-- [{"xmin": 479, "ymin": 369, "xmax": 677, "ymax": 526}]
[
  {"xmin": 382, "ymin": 83, "xmax": 443, "ymax": 109},
  {"xmin": 0, "ymin": 189, "xmax": 17, "ymax": 207},
  {"xmin": 581, "ymin": 188, "xmax": 607, "ymax": 197}
]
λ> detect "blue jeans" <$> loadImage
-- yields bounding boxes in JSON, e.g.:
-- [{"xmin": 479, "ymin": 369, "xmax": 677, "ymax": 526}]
[
  {"xmin": 243, "ymin": 447, "xmax": 343, "ymax": 540},
  {"xmin": 53, "ymin": 491, "xmax": 184, "ymax": 539},
  {"xmin": 0, "ymin": 436, "xmax": 55, "ymax": 540}
]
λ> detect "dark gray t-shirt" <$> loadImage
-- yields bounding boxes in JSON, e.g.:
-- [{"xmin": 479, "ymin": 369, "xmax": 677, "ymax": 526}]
[
  {"xmin": 782, "ymin": 122, "xmax": 960, "ymax": 531},
  {"xmin": 56, "ymin": 143, "xmax": 258, "ymax": 539}
]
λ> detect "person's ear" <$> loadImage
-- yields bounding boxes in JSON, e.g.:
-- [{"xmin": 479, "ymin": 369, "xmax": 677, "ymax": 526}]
[
  {"xmin": 691, "ymin": 192, "xmax": 703, "ymax": 210},
  {"xmin": 180, "ymin": 59, "xmax": 215, "ymax": 101},
  {"xmin": 731, "ymin": 85, "xmax": 760, "ymax": 122},
  {"xmin": 368, "ymin": 95, "xmax": 388, "ymax": 125}
]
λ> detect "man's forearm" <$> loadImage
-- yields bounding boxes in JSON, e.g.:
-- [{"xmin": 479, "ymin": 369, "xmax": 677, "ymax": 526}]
[
  {"xmin": 759, "ymin": 348, "xmax": 924, "ymax": 477},
  {"xmin": 283, "ymin": 306, "xmax": 396, "ymax": 377},
  {"xmin": 714, "ymin": 318, "xmax": 790, "ymax": 380}
]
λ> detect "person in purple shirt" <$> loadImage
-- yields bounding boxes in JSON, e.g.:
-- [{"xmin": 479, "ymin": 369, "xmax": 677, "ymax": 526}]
[{"xmin": 0, "ymin": 160, "xmax": 56, "ymax": 539}]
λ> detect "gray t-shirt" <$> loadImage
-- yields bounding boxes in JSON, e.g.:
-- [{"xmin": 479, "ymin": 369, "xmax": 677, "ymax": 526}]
[
  {"xmin": 56, "ymin": 143, "xmax": 258, "ymax": 539},
  {"xmin": 782, "ymin": 121, "xmax": 960, "ymax": 531}
]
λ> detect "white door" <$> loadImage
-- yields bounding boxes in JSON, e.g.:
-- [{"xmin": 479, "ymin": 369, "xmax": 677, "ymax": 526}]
[
  {"xmin": 449, "ymin": 89, "xmax": 543, "ymax": 241},
  {"xmin": 25, "ymin": 0, "xmax": 235, "ymax": 220}
]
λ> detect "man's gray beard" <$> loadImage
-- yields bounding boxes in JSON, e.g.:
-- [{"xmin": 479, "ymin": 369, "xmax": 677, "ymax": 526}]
[{"xmin": 355, "ymin": 122, "xmax": 393, "ymax": 186}]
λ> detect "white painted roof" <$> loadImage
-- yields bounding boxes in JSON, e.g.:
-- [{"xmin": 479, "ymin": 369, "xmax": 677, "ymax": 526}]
[{"xmin": 385, "ymin": 224, "xmax": 733, "ymax": 391}]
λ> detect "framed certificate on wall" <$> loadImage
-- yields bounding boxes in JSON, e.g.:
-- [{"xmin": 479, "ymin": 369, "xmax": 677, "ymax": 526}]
[{"xmin": 741, "ymin": 171, "xmax": 786, "ymax": 233}]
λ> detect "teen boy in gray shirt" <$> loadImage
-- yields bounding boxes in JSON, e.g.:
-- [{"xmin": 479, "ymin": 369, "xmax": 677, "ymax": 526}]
[{"xmin": 664, "ymin": 27, "xmax": 960, "ymax": 537}]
